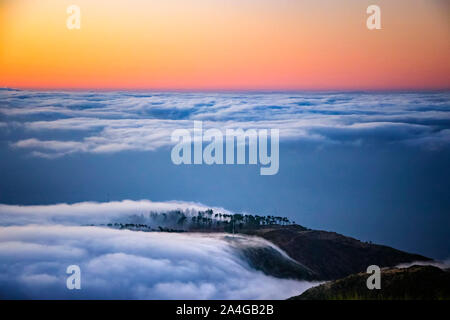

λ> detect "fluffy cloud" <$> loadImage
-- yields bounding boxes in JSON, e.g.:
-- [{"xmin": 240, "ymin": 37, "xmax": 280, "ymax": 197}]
[
  {"xmin": 0, "ymin": 225, "xmax": 319, "ymax": 299},
  {"xmin": 0, "ymin": 199, "xmax": 232, "ymax": 226},
  {"xmin": 395, "ymin": 259, "xmax": 450, "ymax": 269},
  {"xmin": 1, "ymin": 89, "xmax": 449, "ymax": 157},
  {"xmin": 0, "ymin": 200, "xmax": 320, "ymax": 299}
]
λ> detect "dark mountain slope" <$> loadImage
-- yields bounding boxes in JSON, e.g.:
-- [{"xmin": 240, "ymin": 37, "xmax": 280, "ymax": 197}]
[
  {"xmin": 241, "ymin": 225, "xmax": 431, "ymax": 280},
  {"xmin": 289, "ymin": 265, "xmax": 450, "ymax": 300},
  {"xmin": 225, "ymin": 236, "xmax": 318, "ymax": 280}
]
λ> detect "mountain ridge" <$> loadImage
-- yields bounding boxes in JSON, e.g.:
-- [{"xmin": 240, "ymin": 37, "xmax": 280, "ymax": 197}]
[{"xmin": 239, "ymin": 225, "xmax": 431, "ymax": 280}]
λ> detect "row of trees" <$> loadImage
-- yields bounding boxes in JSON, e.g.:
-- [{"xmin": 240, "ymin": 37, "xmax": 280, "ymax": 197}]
[
  {"xmin": 102, "ymin": 209, "xmax": 297, "ymax": 233},
  {"xmin": 190, "ymin": 209, "xmax": 295, "ymax": 232}
]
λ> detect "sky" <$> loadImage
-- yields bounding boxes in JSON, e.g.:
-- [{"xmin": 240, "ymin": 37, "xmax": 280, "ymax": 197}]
[{"xmin": 1, "ymin": 0, "xmax": 449, "ymax": 90}]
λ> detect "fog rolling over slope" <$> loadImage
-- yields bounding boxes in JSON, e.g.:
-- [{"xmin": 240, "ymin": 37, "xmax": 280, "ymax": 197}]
[
  {"xmin": 0, "ymin": 228, "xmax": 318, "ymax": 299},
  {"xmin": 0, "ymin": 200, "xmax": 436, "ymax": 299},
  {"xmin": 0, "ymin": 200, "xmax": 321, "ymax": 299}
]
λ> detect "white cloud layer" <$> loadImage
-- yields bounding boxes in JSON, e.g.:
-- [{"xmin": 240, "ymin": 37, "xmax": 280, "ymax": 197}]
[
  {"xmin": 1, "ymin": 89, "xmax": 449, "ymax": 157},
  {"xmin": 0, "ymin": 200, "xmax": 319, "ymax": 299},
  {"xmin": 0, "ymin": 225, "xmax": 318, "ymax": 299},
  {"xmin": 0, "ymin": 199, "xmax": 231, "ymax": 226},
  {"xmin": 395, "ymin": 259, "xmax": 450, "ymax": 269}
]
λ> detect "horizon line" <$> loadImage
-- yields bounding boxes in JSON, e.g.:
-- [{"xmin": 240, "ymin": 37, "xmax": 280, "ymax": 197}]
[{"xmin": 2, "ymin": 86, "xmax": 449, "ymax": 94}]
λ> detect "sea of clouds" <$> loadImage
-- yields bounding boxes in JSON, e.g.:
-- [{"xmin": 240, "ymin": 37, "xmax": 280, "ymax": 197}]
[
  {"xmin": 0, "ymin": 200, "xmax": 319, "ymax": 299},
  {"xmin": 1, "ymin": 89, "xmax": 449, "ymax": 158},
  {"xmin": 0, "ymin": 89, "xmax": 449, "ymax": 299}
]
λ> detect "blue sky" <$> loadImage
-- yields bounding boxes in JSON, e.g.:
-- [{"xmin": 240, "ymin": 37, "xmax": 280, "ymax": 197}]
[{"xmin": 0, "ymin": 89, "xmax": 449, "ymax": 259}]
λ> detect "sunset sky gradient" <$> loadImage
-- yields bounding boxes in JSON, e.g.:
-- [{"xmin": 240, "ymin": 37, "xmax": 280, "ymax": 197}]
[{"xmin": 1, "ymin": 0, "xmax": 449, "ymax": 90}]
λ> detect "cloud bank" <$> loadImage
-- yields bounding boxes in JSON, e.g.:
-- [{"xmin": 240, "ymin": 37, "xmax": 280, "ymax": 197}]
[
  {"xmin": 0, "ymin": 199, "xmax": 231, "ymax": 226},
  {"xmin": 395, "ymin": 259, "xmax": 450, "ymax": 270},
  {"xmin": 0, "ymin": 225, "xmax": 318, "ymax": 299},
  {"xmin": 0, "ymin": 200, "xmax": 319, "ymax": 299},
  {"xmin": 1, "ymin": 89, "xmax": 449, "ymax": 157}
]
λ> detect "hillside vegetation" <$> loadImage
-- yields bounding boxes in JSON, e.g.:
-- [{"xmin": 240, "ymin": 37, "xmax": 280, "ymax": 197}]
[{"xmin": 289, "ymin": 265, "xmax": 450, "ymax": 300}]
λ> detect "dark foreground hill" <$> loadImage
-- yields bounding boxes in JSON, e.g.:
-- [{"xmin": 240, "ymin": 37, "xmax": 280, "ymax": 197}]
[
  {"xmin": 289, "ymin": 265, "xmax": 450, "ymax": 300},
  {"xmin": 241, "ymin": 225, "xmax": 431, "ymax": 280}
]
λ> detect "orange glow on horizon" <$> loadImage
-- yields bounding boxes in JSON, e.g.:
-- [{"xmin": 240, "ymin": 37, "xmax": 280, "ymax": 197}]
[{"xmin": 0, "ymin": 0, "xmax": 449, "ymax": 90}]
